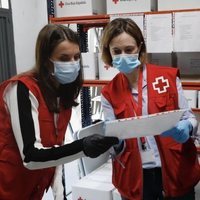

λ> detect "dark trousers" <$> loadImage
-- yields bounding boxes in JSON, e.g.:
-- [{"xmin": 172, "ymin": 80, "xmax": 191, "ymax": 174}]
[
  {"xmin": 121, "ymin": 167, "xmax": 195, "ymax": 200},
  {"xmin": 143, "ymin": 167, "xmax": 163, "ymax": 200}
]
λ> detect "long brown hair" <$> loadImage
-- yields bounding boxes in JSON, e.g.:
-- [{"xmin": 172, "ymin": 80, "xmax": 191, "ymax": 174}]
[{"xmin": 33, "ymin": 24, "xmax": 83, "ymax": 112}]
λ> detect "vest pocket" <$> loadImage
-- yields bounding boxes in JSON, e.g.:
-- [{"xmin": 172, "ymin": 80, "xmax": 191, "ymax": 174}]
[
  {"xmin": 112, "ymin": 151, "xmax": 131, "ymax": 188},
  {"xmin": 154, "ymin": 93, "xmax": 176, "ymax": 111},
  {"xmin": 112, "ymin": 150, "xmax": 142, "ymax": 197},
  {"xmin": 165, "ymin": 140, "xmax": 199, "ymax": 188}
]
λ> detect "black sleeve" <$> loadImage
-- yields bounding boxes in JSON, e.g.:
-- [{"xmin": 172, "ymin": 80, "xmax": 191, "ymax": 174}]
[{"xmin": 17, "ymin": 81, "xmax": 84, "ymax": 164}]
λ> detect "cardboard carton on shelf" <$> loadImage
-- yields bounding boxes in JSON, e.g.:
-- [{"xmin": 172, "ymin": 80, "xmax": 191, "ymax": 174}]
[
  {"xmin": 183, "ymin": 90, "xmax": 198, "ymax": 109},
  {"xmin": 107, "ymin": 0, "xmax": 157, "ymax": 15},
  {"xmin": 158, "ymin": 0, "xmax": 200, "ymax": 11},
  {"xmin": 72, "ymin": 161, "xmax": 117, "ymax": 200},
  {"xmin": 148, "ymin": 53, "xmax": 173, "ymax": 67},
  {"xmin": 176, "ymin": 52, "xmax": 200, "ymax": 76},
  {"xmin": 82, "ymin": 52, "xmax": 98, "ymax": 80},
  {"xmin": 54, "ymin": 0, "xmax": 107, "ymax": 17},
  {"xmin": 98, "ymin": 53, "xmax": 119, "ymax": 81}
]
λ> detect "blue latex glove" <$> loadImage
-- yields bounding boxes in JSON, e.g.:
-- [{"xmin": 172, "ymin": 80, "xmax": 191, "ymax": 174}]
[{"xmin": 161, "ymin": 120, "xmax": 192, "ymax": 143}]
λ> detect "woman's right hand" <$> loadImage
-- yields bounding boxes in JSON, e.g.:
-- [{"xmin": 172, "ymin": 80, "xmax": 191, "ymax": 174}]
[{"xmin": 82, "ymin": 134, "xmax": 119, "ymax": 158}]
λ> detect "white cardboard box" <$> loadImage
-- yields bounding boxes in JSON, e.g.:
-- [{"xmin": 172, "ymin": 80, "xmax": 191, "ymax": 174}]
[
  {"xmin": 158, "ymin": 0, "xmax": 200, "ymax": 11},
  {"xmin": 148, "ymin": 53, "xmax": 173, "ymax": 67},
  {"xmin": 107, "ymin": 0, "xmax": 157, "ymax": 15},
  {"xmin": 98, "ymin": 53, "xmax": 119, "ymax": 80},
  {"xmin": 82, "ymin": 52, "xmax": 98, "ymax": 80},
  {"xmin": 112, "ymin": 189, "xmax": 122, "ymax": 200},
  {"xmin": 176, "ymin": 53, "xmax": 200, "ymax": 75},
  {"xmin": 72, "ymin": 179, "xmax": 114, "ymax": 200},
  {"xmin": 72, "ymin": 161, "xmax": 115, "ymax": 200},
  {"xmin": 183, "ymin": 90, "xmax": 198, "ymax": 109},
  {"xmin": 54, "ymin": 0, "xmax": 107, "ymax": 17}
]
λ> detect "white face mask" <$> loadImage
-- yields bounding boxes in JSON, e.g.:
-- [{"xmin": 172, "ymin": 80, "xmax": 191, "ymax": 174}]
[{"xmin": 52, "ymin": 60, "xmax": 80, "ymax": 84}]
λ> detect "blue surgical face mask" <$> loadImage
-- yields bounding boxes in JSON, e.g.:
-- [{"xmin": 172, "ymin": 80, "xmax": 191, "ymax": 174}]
[
  {"xmin": 112, "ymin": 54, "xmax": 141, "ymax": 74},
  {"xmin": 52, "ymin": 60, "xmax": 80, "ymax": 84}
]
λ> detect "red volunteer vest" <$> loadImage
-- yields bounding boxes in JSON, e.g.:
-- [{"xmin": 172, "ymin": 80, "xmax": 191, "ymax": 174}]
[
  {"xmin": 102, "ymin": 64, "xmax": 200, "ymax": 200},
  {"xmin": 0, "ymin": 75, "xmax": 71, "ymax": 199}
]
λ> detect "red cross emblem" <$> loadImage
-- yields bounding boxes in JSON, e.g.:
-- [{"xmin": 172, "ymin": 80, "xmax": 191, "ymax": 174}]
[
  {"xmin": 152, "ymin": 76, "xmax": 169, "ymax": 94},
  {"xmin": 113, "ymin": 0, "xmax": 119, "ymax": 4},
  {"xmin": 58, "ymin": 1, "xmax": 64, "ymax": 8}
]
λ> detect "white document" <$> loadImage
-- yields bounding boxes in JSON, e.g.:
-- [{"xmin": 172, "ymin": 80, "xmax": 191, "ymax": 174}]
[
  {"xmin": 174, "ymin": 11, "xmax": 200, "ymax": 52},
  {"xmin": 104, "ymin": 109, "xmax": 186, "ymax": 139},
  {"xmin": 145, "ymin": 13, "xmax": 173, "ymax": 53}
]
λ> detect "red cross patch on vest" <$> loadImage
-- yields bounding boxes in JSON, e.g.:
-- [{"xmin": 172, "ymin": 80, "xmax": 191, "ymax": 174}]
[{"xmin": 152, "ymin": 76, "xmax": 169, "ymax": 94}]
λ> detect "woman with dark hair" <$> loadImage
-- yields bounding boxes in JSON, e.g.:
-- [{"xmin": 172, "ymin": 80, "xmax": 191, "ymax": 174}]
[
  {"xmin": 0, "ymin": 24, "xmax": 119, "ymax": 199},
  {"xmin": 100, "ymin": 18, "xmax": 200, "ymax": 200}
]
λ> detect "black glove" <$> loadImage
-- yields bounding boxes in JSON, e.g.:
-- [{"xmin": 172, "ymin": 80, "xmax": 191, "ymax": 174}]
[
  {"xmin": 113, "ymin": 139, "xmax": 124, "ymax": 155},
  {"xmin": 82, "ymin": 134, "xmax": 119, "ymax": 158}
]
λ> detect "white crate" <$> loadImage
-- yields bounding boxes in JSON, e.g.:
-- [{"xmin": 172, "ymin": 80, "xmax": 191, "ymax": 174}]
[
  {"xmin": 98, "ymin": 53, "xmax": 119, "ymax": 81},
  {"xmin": 54, "ymin": 0, "xmax": 106, "ymax": 17},
  {"xmin": 183, "ymin": 90, "xmax": 198, "ymax": 109},
  {"xmin": 107, "ymin": 0, "xmax": 157, "ymax": 15},
  {"xmin": 158, "ymin": 0, "xmax": 200, "ymax": 11},
  {"xmin": 82, "ymin": 52, "xmax": 98, "ymax": 80},
  {"xmin": 148, "ymin": 53, "xmax": 173, "ymax": 67},
  {"xmin": 112, "ymin": 188, "xmax": 122, "ymax": 200},
  {"xmin": 72, "ymin": 162, "xmax": 115, "ymax": 200},
  {"xmin": 176, "ymin": 53, "xmax": 200, "ymax": 75}
]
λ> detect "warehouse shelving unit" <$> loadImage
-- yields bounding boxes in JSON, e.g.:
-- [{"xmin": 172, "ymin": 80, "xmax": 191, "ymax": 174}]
[
  {"xmin": 48, "ymin": 7, "xmax": 200, "ymax": 198},
  {"xmin": 49, "ymin": 8, "xmax": 200, "ymax": 200},
  {"xmin": 49, "ymin": 9, "xmax": 200, "ymax": 114}
]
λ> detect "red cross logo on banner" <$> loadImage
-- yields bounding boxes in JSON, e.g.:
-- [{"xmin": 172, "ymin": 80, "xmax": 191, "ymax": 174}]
[
  {"xmin": 152, "ymin": 76, "xmax": 169, "ymax": 94},
  {"xmin": 58, "ymin": 1, "xmax": 64, "ymax": 8},
  {"xmin": 113, "ymin": 0, "xmax": 119, "ymax": 4}
]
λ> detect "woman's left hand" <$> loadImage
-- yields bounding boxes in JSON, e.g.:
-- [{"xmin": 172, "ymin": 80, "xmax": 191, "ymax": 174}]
[{"xmin": 161, "ymin": 120, "xmax": 192, "ymax": 143}]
